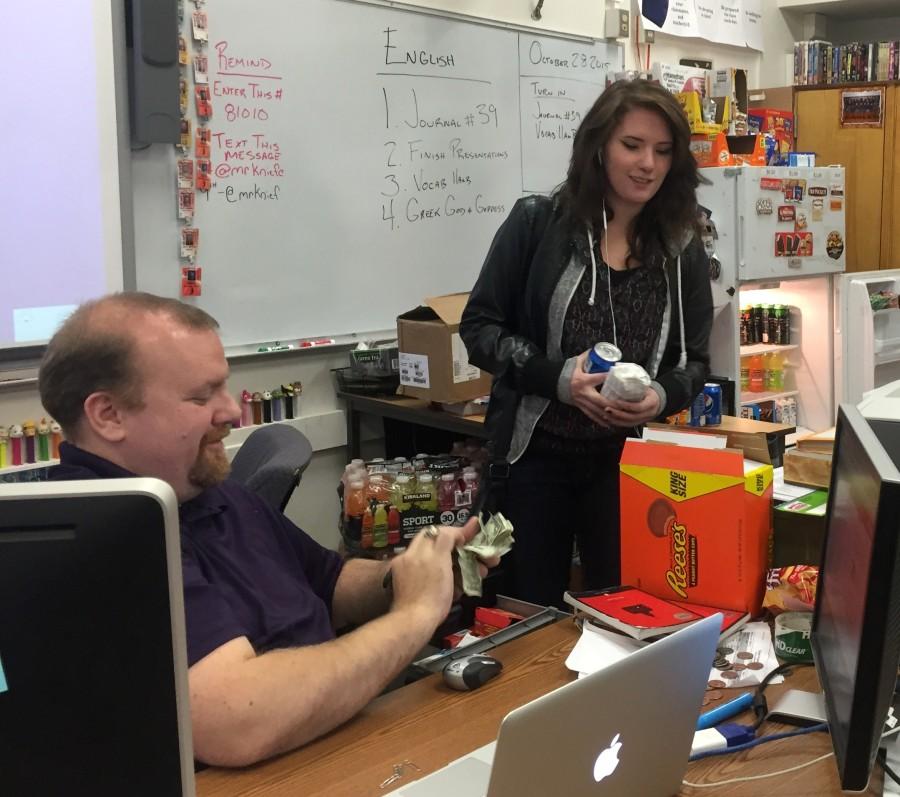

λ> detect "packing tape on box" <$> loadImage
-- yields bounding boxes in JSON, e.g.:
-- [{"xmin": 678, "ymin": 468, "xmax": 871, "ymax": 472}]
[{"xmin": 773, "ymin": 611, "xmax": 813, "ymax": 663}]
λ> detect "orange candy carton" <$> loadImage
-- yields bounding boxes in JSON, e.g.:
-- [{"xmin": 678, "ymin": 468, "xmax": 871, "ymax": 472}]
[{"xmin": 619, "ymin": 440, "xmax": 772, "ymax": 615}]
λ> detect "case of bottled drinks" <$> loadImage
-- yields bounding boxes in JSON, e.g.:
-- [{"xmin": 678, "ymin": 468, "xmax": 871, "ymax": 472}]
[{"xmin": 338, "ymin": 439, "xmax": 488, "ymax": 555}]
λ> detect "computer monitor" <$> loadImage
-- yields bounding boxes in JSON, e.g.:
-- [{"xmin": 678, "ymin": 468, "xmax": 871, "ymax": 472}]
[
  {"xmin": 812, "ymin": 403, "xmax": 900, "ymax": 791},
  {"xmin": 0, "ymin": 478, "xmax": 195, "ymax": 797}
]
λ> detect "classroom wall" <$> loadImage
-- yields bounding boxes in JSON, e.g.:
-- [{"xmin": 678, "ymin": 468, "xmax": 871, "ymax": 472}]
[
  {"xmin": 393, "ymin": 0, "xmax": 800, "ymax": 87},
  {"xmin": 827, "ymin": 16, "xmax": 900, "ymax": 45},
  {"xmin": 1, "ymin": 0, "xmax": 804, "ymax": 552}
]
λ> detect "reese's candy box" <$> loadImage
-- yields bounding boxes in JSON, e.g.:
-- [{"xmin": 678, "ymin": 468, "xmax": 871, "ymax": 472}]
[{"xmin": 619, "ymin": 441, "xmax": 772, "ymax": 615}]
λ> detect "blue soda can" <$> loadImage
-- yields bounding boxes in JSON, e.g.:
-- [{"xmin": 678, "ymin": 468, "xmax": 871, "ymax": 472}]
[
  {"xmin": 689, "ymin": 392, "xmax": 706, "ymax": 427},
  {"xmin": 584, "ymin": 342, "xmax": 622, "ymax": 374},
  {"xmin": 703, "ymin": 383, "xmax": 722, "ymax": 426}
]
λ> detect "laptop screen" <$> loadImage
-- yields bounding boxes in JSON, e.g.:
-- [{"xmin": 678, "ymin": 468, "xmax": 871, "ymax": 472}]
[{"xmin": 0, "ymin": 479, "xmax": 194, "ymax": 797}]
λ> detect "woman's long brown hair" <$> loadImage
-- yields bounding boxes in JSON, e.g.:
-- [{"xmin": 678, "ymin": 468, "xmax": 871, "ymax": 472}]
[{"xmin": 556, "ymin": 79, "xmax": 701, "ymax": 267}]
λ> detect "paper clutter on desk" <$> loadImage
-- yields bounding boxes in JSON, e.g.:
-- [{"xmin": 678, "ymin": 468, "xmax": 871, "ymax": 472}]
[
  {"xmin": 565, "ymin": 622, "xmax": 646, "ymax": 678},
  {"xmin": 705, "ymin": 621, "xmax": 783, "ymax": 688}
]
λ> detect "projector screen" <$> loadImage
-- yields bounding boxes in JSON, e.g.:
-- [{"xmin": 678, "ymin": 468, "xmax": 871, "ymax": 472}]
[{"xmin": 0, "ymin": 0, "xmax": 123, "ymax": 349}]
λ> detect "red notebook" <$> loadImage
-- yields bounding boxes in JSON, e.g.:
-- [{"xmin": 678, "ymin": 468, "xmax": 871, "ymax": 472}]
[
  {"xmin": 670, "ymin": 600, "xmax": 751, "ymax": 641},
  {"xmin": 563, "ymin": 586, "xmax": 704, "ymax": 640}
]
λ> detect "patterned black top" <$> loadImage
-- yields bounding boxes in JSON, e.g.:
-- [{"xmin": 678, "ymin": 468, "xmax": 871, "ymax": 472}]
[{"xmin": 536, "ymin": 237, "xmax": 668, "ymax": 447}]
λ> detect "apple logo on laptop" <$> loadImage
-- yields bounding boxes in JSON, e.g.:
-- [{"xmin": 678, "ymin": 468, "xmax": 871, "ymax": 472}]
[{"xmin": 593, "ymin": 733, "xmax": 622, "ymax": 782}]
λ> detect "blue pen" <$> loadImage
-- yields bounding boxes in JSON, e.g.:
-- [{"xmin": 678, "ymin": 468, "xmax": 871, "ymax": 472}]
[{"xmin": 696, "ymin": 691, "xmax": 754, "ymax": 730}]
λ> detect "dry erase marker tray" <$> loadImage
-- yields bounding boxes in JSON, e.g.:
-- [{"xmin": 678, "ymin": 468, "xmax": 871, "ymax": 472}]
[{"xmin": 332, "ymin": 366, "xmax": 400, "ymax": 397}]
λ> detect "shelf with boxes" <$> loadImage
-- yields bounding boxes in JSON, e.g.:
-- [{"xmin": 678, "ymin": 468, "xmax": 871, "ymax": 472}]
[
  {"xmin": 740, "ymin": 343, "xmax": 799, "ymax": 357},
  {"xmin": 740, "ymin": 388, "xmax": 800, "ymax": 406}
]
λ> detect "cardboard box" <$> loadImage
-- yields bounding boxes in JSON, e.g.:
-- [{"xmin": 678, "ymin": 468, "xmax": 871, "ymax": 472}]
[
  {"xmin": 678, "ymin": 92, "xmax": 730, "ymax": 135},
  {"xmin": 773, "ymin": 490, "xmax": 828, "ymax": 567},
  {"xmin": 651, "ymin": 63, "xmax": 708, "ymax": 95},
  {"xmin": 349, "ymin": 343, "xmax": 399, "ymax": 377},
  {"xmin": 690, "ymin": 132, "xmax": 732, "ymax": 167},
  {"xmin": 396, "ymin": 293, "xmax": 492, "ymax": 403},
  {"xmin": 711, "ymin": 68, "xmax": 748, "ymax": 120},
  {"xmin": 620, "ymin": 440, "xmax": 773, "ymax": 615},
  {"xmin": 726, "ymin": 134, "xmax": 768, "ymax": 166}
]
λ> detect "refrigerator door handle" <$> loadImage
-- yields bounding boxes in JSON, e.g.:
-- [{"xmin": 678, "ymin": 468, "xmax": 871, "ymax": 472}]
[{"xmin": 738, "ymin": 212, "xmax": 745, "ymax": 269}]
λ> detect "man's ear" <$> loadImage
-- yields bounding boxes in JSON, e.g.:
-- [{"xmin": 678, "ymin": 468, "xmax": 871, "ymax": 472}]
[{"xmin": 82, "ymin": 392, "xmax": 127, "ymax": 442}]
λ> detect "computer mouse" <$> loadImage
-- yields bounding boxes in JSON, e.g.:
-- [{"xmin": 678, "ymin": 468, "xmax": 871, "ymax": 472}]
[{"xmin": 442, "ymin": 654, "xmax": 503, "ymax": 691}]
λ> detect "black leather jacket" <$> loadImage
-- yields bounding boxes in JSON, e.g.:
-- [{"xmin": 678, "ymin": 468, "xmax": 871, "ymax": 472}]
[{"xmin": 460, "ymin": 195, "xmax": 713, "ymax": 461}]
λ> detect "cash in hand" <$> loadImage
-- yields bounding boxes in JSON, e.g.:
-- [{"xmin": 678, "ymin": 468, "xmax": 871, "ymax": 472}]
[{"xmin": 457, "ymin": 512, "xmax": 515, "ymax": 597}]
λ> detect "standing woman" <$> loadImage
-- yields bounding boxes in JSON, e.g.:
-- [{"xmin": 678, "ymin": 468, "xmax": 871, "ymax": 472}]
[{"xmin": 460, "ymin": 80, "xmax": 713, "ymax": 607}]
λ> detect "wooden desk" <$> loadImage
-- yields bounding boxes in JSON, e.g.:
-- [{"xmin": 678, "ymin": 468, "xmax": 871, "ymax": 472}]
[
  {"xmin": 337, "ymin": 391, "xmax": 487, "ymax": 460},
  {"xmin": 196, "ymin": 620, "xmax": 884, "ymax": 796}
]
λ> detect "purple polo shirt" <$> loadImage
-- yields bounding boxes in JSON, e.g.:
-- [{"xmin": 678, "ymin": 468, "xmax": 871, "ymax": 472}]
[{"xmin": 51, "ymin": 442, "xmax": 345, "ymax": 666}]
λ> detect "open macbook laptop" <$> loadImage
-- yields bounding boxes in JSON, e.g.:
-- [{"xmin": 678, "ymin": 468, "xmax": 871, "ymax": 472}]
[
  {"xmin": 0, "ymin": 478, "xmax": 195, "ymax": 797},
  {"xmin": 394, "ymin": 612, "xmax": 721, "ymax": 797}
]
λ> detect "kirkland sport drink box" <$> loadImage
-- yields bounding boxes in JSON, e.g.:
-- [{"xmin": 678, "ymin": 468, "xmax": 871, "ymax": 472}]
[{"xmin": 619, "ymin": 440, "xmax": 773, "ymax": 615}]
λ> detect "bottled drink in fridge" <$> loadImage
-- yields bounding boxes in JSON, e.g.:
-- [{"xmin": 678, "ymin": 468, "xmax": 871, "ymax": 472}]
[{"xmin": 749, "ymin": 354, "xmax": 765, "ymax": 393}]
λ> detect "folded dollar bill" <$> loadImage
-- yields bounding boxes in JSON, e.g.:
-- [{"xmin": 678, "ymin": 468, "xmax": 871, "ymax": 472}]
[{"xmin": 457, "ymin": 512, "xmax": 514, "ymax": 597}]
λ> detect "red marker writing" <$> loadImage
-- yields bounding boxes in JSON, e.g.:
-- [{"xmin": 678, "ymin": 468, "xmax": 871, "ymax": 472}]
[{"xmin": 300, "ymin": 338, "xmax": 336, "ymax": 348}]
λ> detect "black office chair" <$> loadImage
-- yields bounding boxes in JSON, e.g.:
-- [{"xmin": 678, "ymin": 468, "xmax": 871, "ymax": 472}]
[{"xmin": 229, "ymin": 424, "xmax": 314, "ymax": 512}]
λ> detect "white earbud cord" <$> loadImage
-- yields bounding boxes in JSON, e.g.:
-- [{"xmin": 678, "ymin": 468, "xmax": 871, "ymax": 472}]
[{"xmin": 585, "ymin": 202, "xmax": 617, "ymax": 349}]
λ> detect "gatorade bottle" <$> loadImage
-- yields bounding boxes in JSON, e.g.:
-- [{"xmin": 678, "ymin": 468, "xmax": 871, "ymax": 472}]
[
  {"xmin": 766, "ymin": 351, "xmax": 785, "ymax": 391},
  {"xmin": 749, "ymin": 354, "xmax": 765, "ymax": 393},
  {"xmin": 438, "ymin": 473, "xmax": 457, "ymax": 513},
  {"xmin": 361, "ymin": 505, "xmax": 374, "ymax": 549},
  {"xmin": 392, "ymin": 474, "xmax": 412, "ymax": 510},
  {"xmin": 344, "ymin": 480, "xmax": 366, "ymax": 545},
  {"xmin": 416, "ymin": 473, "xmax": 438, "ymax": 512},
  {"xmin": 740, "ymin": 356, "xmax": 750, "ymax": 391},
  {"xmin": 373, "ymin": 504, "xmax": 389, "ymax": 548},
  {"xmin": 387, "ymin": 505, "xmax": 401, "ymax": 546},
  {"xmin": 463, "ymin": 471, "xmax": 479, "ymax": 508}
]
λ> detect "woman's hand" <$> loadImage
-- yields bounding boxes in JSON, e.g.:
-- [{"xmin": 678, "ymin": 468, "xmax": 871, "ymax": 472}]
[
  {"xmin": 570, "ymin": 352, "xmax": 661, "ymax": 429},
  {"xmin": 570, "ymin": 352, "xmax": 612, "ymax": 427},
  {"xmin": 603, "ymin": 386, "xmax": 662, "ymax": 427}
]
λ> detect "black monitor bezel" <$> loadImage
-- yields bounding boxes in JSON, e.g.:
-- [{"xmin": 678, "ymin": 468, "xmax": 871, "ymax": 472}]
[{"xmin": 812, "ymin": 404, "xmax": 900, "ymax": 791}]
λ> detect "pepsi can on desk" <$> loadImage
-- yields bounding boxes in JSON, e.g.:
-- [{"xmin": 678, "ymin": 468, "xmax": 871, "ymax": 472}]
[
  {"xmin": 703, "ymin": 383, "xmax": 722, "ymax": 426},
  {"xmin": 584, "ymin": 342, "xmax": 622, "ymax": 374}
]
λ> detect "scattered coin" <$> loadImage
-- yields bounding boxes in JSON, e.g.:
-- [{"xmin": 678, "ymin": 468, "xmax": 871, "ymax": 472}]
[
  {"xmin": 721, "ymin": 670, "xmax": 740, "ymax": 680},
  {"xmin": 701, "ymin": 696, "xmax": 712, "ymax": 707},
  {"xmin": 746, "ymin": 661, "xmax": 764, "ymax": 671},
  {"xmin": 708, "ymin": 679, "xmax": 727, "ymax": 689},
  {"xmin": 706, "ymin": 690, "xmax": 723, "ymax": 701},
  {"xmin": 731, "ymin": 663, "xmax": 747, "ymax": 672},
  {"xmin": 717, "ymin": 646, "xmax": 734, "ymax": 656},
  {"xmin": 713, "ymin": 658, "xmax": 730, "ymax": 668},
  {"xmin": 736, "ymin": 651, "xmax": 754, "ymax": 660}
]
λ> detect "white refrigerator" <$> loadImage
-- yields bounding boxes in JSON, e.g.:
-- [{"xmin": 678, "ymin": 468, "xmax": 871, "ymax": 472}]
[
  {"xmin": 697, "ymin": 166, "xmax": 847, "ymax": 435},
  {"xmin": 835, "ymin": 269, "xmax": 900, "ymax": 408}
]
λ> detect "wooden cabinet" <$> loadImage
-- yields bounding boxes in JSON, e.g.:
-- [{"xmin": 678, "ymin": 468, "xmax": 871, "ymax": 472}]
[{"xmin": 795, "ymin": 85, "xmax": 899, "ymax": 271}]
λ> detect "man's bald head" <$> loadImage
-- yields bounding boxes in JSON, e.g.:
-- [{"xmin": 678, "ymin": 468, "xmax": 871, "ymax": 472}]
[{"xmin": 38, "ymin": 293, "xmax": 219, "ymax": 441}]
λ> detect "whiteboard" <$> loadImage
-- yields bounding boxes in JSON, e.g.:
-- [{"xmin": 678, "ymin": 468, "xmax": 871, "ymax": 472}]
[
  {"xmin": 131, "ymin": 0, "xmax": 622, "ymax": 350},
  {"xmin": 0, "ymin": 0, "xmax": 124, "ymax": 353},
  {"xmin": 519, "ymin": 35, "xmax": 619, "ymax": 194}
]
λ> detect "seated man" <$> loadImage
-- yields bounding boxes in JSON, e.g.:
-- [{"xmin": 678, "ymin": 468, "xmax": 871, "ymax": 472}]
[{"xmin": 38, "ymin": 292, "xmax": 492, "ymax": 767}]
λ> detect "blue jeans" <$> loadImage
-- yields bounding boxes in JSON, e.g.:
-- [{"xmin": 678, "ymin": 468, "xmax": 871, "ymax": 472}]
[{"xmin": 497, "ymin": 438, "xmax": 625, "ymax": 608}]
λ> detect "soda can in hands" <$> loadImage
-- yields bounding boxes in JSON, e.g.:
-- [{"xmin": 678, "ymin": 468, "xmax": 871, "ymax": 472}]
[{"xmin": 584, "ymin": 342, "xmax": 622, "ymax": 374}]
